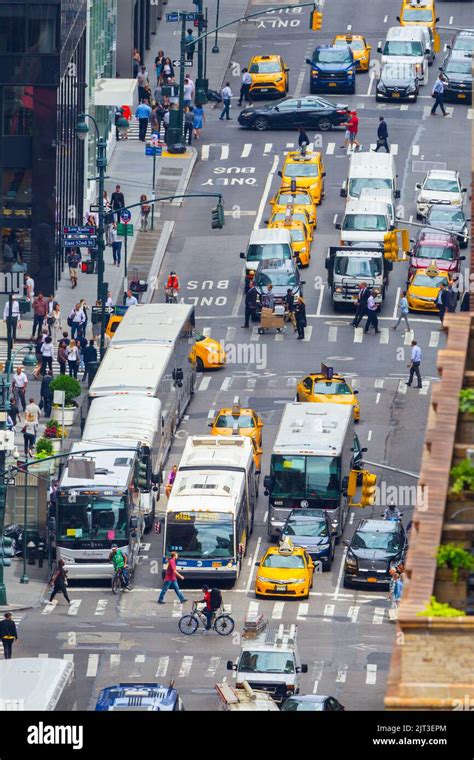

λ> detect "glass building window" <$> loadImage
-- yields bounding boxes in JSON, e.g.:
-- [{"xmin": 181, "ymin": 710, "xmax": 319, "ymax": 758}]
[
  {"xmin": 2, "ymin": 168, "xmax": 32, "ymax": 209},
  {"xmin": 1, "ymin": 228, "xmax": 31, "ymax": 273},
  {"xmin": 0, "ymin": 6, "xmax": 26, "ymax": 53},
  {"xmin": 3, "ymin": 87, "xmax": 34, "ymax": 136},
  {"xmin": 27, "ymin": 5, "xmax": 58, "ymax": 53}
]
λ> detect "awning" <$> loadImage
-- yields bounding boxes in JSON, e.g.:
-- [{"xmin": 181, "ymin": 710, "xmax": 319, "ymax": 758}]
[{"xmin": 93, "ymin": 78, "xmax": 137, "ymax": 107}]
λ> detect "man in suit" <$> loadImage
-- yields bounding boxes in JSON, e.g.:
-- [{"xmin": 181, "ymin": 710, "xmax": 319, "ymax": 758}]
[
  {"xmin": 436, "ymin": 282, "xmax": 450, "ymax": 327},
  {"xmin": 351, "ymin": 282, "xmax": 370, "ymax": 327},
  {"xmin": 242, "ymin": 281, "xmax": 258, "ymax": 327}
]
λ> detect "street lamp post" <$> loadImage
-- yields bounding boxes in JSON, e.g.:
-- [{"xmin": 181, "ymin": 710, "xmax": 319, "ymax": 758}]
[
  {"xmin": 212, "ymin": 0, "xmax": 220, "ymax": 53},
  {"xmin": 20, "ymin": 454, "xmax": 29, "ymax": 584}
]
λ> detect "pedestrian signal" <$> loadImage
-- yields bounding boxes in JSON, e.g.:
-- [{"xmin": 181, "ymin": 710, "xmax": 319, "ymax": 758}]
[
  {"xmin": 361, "ymin": 471, "xmax": 377, "ymax": 507},
  {"xmin": 384, "ymin": 230, "xmax": 398, "ymax": 261},
  {"xmin": 0, "ymin": 536, "xmax": 13, "ymax": 567},
  {"xmin": 211, "ymin": 201, "xmax": 225, "ymax": 229},
  {"xmin": 310, "ymin": 9, "xmax": 323, "ymax": 30}
]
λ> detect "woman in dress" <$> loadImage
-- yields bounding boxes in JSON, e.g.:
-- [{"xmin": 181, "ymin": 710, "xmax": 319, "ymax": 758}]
[
  {"xmin": 193, "ymin": 104, "xmax": 205, "ymax": 140},
  {"xmin": 161, "ymin": 57, "xmax": 174, "ymax": 84},
  {"xmin": 155, "ymin": 50, "xmax": 165, "ymax": 84}
]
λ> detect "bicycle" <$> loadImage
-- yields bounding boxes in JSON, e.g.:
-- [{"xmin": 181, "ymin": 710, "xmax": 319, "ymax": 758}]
[
  {"xmin": 165, "ymin": 287, "xmax": 179, "ymax": 304},
  {"xmin": 111, "ymin": 566, "xmax": 134, "ymax": 595},
  {"xmin": 178, "ymin": 601, "xmax": 235, "ymax": 636}
]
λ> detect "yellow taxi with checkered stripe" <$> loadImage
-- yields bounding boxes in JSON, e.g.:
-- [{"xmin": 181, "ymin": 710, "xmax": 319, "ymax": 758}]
[
  {"xmin": 332, "ymin": 33, "xmax": 372, "ymax": 71},
  {"xmin": 255, "ymin": 537, "xmax": 315, "ymax": 599},
  {"xmin": 269, "ymin": 188, "xmax": 317, "ymax": 228},
  {"xmin": 209, "ymin": 397, "xmax": 263, "ymax": 469},
  {"xmin": 296, "ymin": 365, "xmax": 360, "ymax": 421},
  {"xmin": 406, "ymin": 263, "xmax": 451, "ymax": 312},
  {"xmin": 280, "ymin": 150, "xmax": 325, "ymax": 205},
  {"xmin": 268, "ymin": 213, "xmax": 311, "ymax": 267},
  {"xmin": 398, "ymin": 0, "xmax": 438, "ymax": 31},
  {"xmin": 189, "ymin": 335, "xmax": 226, "ymax": 371},
  {"xmin": 248, "ymin": 54, "xmax": 289, "ymax": 98}
]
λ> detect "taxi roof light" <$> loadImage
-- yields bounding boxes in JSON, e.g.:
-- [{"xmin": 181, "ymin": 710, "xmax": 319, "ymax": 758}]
[{"xmin": 278, "ymin": 536, "xmax": 294, "ymax": 554}]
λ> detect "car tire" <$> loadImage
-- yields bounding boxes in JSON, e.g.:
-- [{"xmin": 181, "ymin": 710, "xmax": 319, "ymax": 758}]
[
  {"xmin": 196, "ymin": 357, "xmax": 204, "ymax": 372},
  {"xmin": 349, "ymin": 84, "xmax": 356, "ymax": 94},
  {"xmin": 317, "ymin": 116, "xmax": 332, "ymax": 132},
  {"xmin": 342, "ymin": 577, "xmax": 351, "ymax": 589},
  {"xmin": 333, "ymin": 301, "xmax": 342, "ymax": 312},
  {"xmin": 254, "ymin": 116, "xmax": 269, "ymax": 131},
  {"xmin": 323, "ymin": 557, "xmax": 332, "ymax": 572}
]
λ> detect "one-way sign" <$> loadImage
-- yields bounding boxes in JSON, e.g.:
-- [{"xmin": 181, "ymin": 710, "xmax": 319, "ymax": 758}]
[{"xmin": 173, "ymin": 59, "xmax": 193, "ymax": 68}]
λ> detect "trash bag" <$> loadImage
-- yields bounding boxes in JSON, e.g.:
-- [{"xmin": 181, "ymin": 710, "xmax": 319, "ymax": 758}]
[{"xmin": 207, "ymin": 89, "xmax": 222, "ymax": 103}]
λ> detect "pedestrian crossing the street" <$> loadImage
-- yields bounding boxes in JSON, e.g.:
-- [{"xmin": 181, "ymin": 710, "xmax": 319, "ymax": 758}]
[
  {"xmin": 0, "ymin": 344, "xmax": 62, "ymax": 374},
  {"xmin": 199, "ymin": 140, "xmax": 404, "ymax": 161},
  {"xmin": 0, "ymin": 615, "xmax": 23, "ymax": 660}
]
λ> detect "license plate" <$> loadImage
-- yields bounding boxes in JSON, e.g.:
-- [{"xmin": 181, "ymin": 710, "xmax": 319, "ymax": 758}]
[
  {"xmin": 367, "ymin": 577, "xmax": 377, "ymax": 583},
  {"xmin": 458, "ymin": 94, "xmax": 466, "ymax": 99},
  {"xmin": 328, "ymin": 83, "xmax": 337, "ymax": 87},
  {"xmin": 391, "ymin": 92, "xmax": 400, "ymax": 98},
  {"xmin": 260, "ymin": 88, "xmax": 269, "ymax": 92},
  {"xmin": 275, "ymin": 585, "xmax": 287, "ymax": 592},
  {"xmin": 212, "ymin": 562, "xmax": 221, "ymax": 567}
]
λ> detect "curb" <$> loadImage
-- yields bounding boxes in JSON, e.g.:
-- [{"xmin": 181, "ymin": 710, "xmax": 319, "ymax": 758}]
[{"xmin": 143, "ymin": 221, "xmax": 175, "ymax": 304}]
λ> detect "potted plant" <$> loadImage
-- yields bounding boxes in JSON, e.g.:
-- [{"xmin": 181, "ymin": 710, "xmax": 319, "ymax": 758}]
[
  {"xmin": 434, "ymin": 543, "xmax": 474, "ymax": 609},
  {"xmin": 458, "ymin": 388, "xmax": 474, "ymax": 439},
  {"xmin": 449, "ymin": 458, "xmax": 474, "ymax": 496},
  {"xmin": 34, "ymin": 437, "xmax": 55, "ymax": 473},
  {"xmin": 43, "ymin": 418, "xmax": 68, "ymax": 453},
  {"xmin": 417, "ymin": 596, "xmax": 466, "ymax": 618},
  {"xmin": 49, "ymin": 376, "xmax": 82, "ymax": 426}
]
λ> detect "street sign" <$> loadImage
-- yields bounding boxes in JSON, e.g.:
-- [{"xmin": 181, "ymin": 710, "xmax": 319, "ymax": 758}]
[
  {"xmin": 173, "ymin": 59, "xmax": 193, "ymax": 68},
  {"xmin": 120, "ymin": 209, "xmax": 132, "ymax": 223},
  {"xmin": 145, "ymin": 144, "xmax": 162, "ymax": 156},
  {"xmin": 117, "ymin": 223, "xmax": 133, "ymax": 237},
  {"xmin": 89, "ymin": 204, "xmax": 100, "ymax": 213},
  {"xmin": 166, "ymin": 11, "xmax": 197, "ymax": 21},
  {"xmin": 166, "ymin": 12, "xmax": 179, "ymax": 21},
  {"xmin": 63, "ymin": 226, "xmax": 95, "ymax": 234},
  {"xmin": 64, "ymin": 238, "xmax": 97, "ymax": 248}
]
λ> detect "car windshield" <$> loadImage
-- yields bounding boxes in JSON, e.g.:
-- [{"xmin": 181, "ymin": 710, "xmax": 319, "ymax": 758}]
[
  {"xmin": 429, "ymin": 207, "xmax": 464, "ymax": 223},
  {"xmin": 413, "ymin": 274, "xmax": 448, "ymax": 288},
  {"xmin": 383, "ymin": 41, "xmax": 423, "ymax": 56},
  {"xmin": 262, "ymin": 553, "xmax": 306, "ymax": 568},
  {"xmin": 349, "ymin": 178, "xmax": 393, "ymax": 197},
  {"xmin": 270, "ymin": 455, "xmax": 341, "ymax": 501},
  {"xmin": 424, "ymin": 179, "xmax": 459, "ymax": 193},
  {"xmin": 383, "ymin": 63, "xmax": 414, "ymax": 79},
  {"xmin": 284, "ymin": 164, "xmax": 319, "ymax": 178},
  {"xmin": 315, "ymin": 49, "xmax": 352, "ymax": 63},
  {"xmin": 334, "ymin": 256, "xmax": 383, "ymax": 276},
  {"xmin": 312, "ymin": 380, "xmax": 352, "ymax": 395},
  {"xmin": 351, "ymin": 529, "xmax": 401, "ymax": 552},
  {"xmin": 282, "ymin": 698, "xmax": 324, "ymax": 712},
  {"xmin": 276, "ymin": 192, "xmax": 312, "ymax": 205},
  {"xmin": 57, "ymin": 496, "xmax": 128, "ymax": 542},
  {"xmin": 250, "ymin": 61, "xmax": 281, "ymax": 73},
  {"xmin": 416, "ymin": 245, "xmax": 454, "ymax": 261},
  {"xmin": 239, "ymin": 651, "xmax": 295, "ymax": 674},
  {"xmin": 247, "ymin": 243, "xmax": 291, "ymax": 262},
  {"xmin": 342, "ymin": 214, "xmax": 388, "ymax": 231},
  {"xmin": 453, "ymin": 36, "xmax": 474, "ymax": 53},
  {"xmin": 215, "ymin": 413, "xmax": 255, "ymax": 428},
  {"xmin": 272, "ymin": 213, "xmax": 309, "ymax": 228},
  {"xmin": 402, "ymin": 9, "xmax": 433, "ymax": 21},
  {"xmin": 166, "ymin": 516, "xmax": 233, "ymax": 559},
  {"xmin": 284, "ymin": 521, "xmax": 328, "ymax": 538},
  {"xmin": 290, "ymin": 229, "xmax": 305, "ymax": 242},
  {"xmin": 255, "ymin": 269, "xmax": 298, "ymax": 287},
  {"xmin": 335, "ymin": 38, "xmax": 365, "ymax": 51},
  {"xmin": 445, "ymin": 60, "xmax": 472, "ymax": 75}
]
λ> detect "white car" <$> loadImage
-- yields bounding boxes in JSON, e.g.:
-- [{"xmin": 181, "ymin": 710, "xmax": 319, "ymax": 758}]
[{"xmin": 416, "ymin": 169, "xmax": 467, "ymax": 219}]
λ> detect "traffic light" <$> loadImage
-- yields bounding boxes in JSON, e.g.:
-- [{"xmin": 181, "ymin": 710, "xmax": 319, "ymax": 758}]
[
  {"xmin": 211, "ymin": 201, "xmax": 225, "ymax": 229},
  {"xmin": 384, "ymin": 230, "xmax": 398, "ymax": 261},
  {"xmin": 347, "ymin": 470, "xmax": 358, "ymax": 499},
  {"xmin": 400, "ymin": 228, "xmax": 410, "ymax": 254},
  {"xmin": 0, "ymin": 536, "xmax": 13, "ymax": 567},
  {"xmin": 310, "ymin": 9, "xmax": 323, "ymax": 30},
  {"xmin": 360, "ymin": 471, "xmax": 377, "ymax": 507}
]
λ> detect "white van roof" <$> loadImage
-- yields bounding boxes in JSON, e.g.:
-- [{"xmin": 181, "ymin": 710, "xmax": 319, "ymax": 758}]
[
  {"xmin": 359, "ymin": 187, "xmax": 394, "ymax": 204},
  {"xmin": 249, "ymin": 228, "xmax": 292, "ymax": 246},
  {"xmin": 348, "ymin": 151, "xmax": 396, "ymax": 178},
  {"xmin": 0, "ymin": 658, "xmax": 74, "ymax": 711},
  {"xmin": 385, "ymin": 25, "xmax": 428, "ymax": 42},
  {"xmin": 345, "ymin": 199, "xmax": 392, "ymax": 215}
]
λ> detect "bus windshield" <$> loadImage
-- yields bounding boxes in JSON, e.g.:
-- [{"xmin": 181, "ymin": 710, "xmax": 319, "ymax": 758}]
[
  {"xmin": 166, "ymin": 515, "xmax": 234, "ymax": 559},
  {"xmin": 270, "ymin": 455, "xmax": 340, "ymax": 500},
  {"xmin": 57, "ymin": 495, "xmax": 128, "ymax": 542}
]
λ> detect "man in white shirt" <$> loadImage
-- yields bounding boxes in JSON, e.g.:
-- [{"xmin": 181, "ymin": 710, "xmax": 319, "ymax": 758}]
[
  {"xmin": 25, "ymin": 397, "xmax": 41, "ymax": 424},
  {"xmin": 125, "ymin": 290, "xmax": 138, "ymax": 307},
  {"xmin": 105, "ymin": 292, "xmax": 114, "ymax": 308},
  {"xmin": 69, "ymin": 304, "xmax": 86, "ymax": 339},
  {"xmin": 219, "ymin": 82, "xmax": 233, "ymax": 121},
  {"xmin": 25, "ymin": 274, "xmax": 34, "ymax": 299},
  {"xmin": 12, "ymin": 366, "xmax": 28, "ymax": 410},
  {"xmin": 406, "ymin": 340, "xmax": 422, "ymax": 388},
  {"xmin": 183, "ymin": 78, "xmax": 194, "ymax": 106},
  {"xmin": 3, "ymin": 296, "xmax": 21, "ymax": 342},
  {"xmin": 364, "ymin": 290, "xmax": 380, "ymax": 334},
  {"xmin": 238, "ymin": 68, "xmax": 252, "ymax": 106}
]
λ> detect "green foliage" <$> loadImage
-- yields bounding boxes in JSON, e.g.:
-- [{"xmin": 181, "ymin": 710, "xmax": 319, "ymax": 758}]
[
  {"xmin": 436, "ymin": 543, "xmax": 474, "ymax": 583},
  {"xmin": 417, "ymin": 596, "xmax": 465, "ymax": 618},
  {"xmin": 35, "ymin": 438, "xmax": 54, "ymax": 459},
  {"xmin": 459, "ymin": 388, "xmax": 474, "ymax": 414},
  {"xmin": 450, "ymin": 458, "xmax": 474, "ymax": 495},
  {"xmin": 49, "ymin": 375, "xmax": 81, "ymax": 406}
]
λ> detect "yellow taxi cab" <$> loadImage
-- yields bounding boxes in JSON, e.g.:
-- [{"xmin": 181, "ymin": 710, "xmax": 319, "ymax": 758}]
[
  {"xmin": 279, "ymin": 150, "xmax": 325, "ymax": 205},
  {"xmin": 255, "ymin": 537, "xmax": 314, "ymax": 599},
  {"xmin": 269, "ymin": 188, "xmax": 317, "ymax": 228},
  {"xmin": 105, "ymin": 313, "xmax": 122, "ymax": 339},
  {"xmin": 296, "ymin": 365, "xmax": 360, "ymax": 421},
  {"xmin": 406, "ymin": 263, "xmax": 451, "ymax": 312},
  {"xmin": 267, "ymin": 208, "xmax": 313, "ymax": 242},
  {"xmin": 209, "ymin": 397, "xmax": 263, "ymax": 468},
  {"xmin": 268, "ymin": 217, "xmax": 311, "ymax": 267},
  {"xmin": 332, "ymin": 33, "xmax": 372, "ymax": 71},
  {"xmin": 189, "ymin": 334, "xmax": 226, "ymax": 371},
  {"xmin": 398, "ymin": 0, "xmax": 438, "ymax": 30},
  {"xmin": 248, "ymin": 54, "xmax": 289, "ymax": 98}
]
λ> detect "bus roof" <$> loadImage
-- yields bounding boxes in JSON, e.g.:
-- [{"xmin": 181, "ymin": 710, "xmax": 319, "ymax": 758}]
[
  {"xmin": 95, "ymin": 683, "xmax": 179, "ymax": 711},
  {"xmin": 0, "ymin": 658, "xmax": 74, "ymax": 711},
  {"xmin": 89, "ymin": 343, "xmax": 173, "ymax": 397},
  {"xmin": 166, "ymin": 470, "xmax": 246, "ymax": 515},
  {"xmin": 179, "ymin": 435, "xmax": 254, "ymax": 471},
  {"xmin": 273, "ymin": 403, "xmax": 353, "ymax": 456},
  {"xmin": 59, "ymin": 441, "xmax": 138, "ymax": 490},
  {"xmin": 112, "ymin": 303, "xmax": 195, "ymax": 345},
  {"xmin": 83, "ymin": 396, "xmax": 162, "ymax": 447}
]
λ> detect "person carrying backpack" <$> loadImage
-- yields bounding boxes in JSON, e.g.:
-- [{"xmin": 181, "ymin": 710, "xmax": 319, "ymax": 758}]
[{"xmin": 199, "ymin": 585, "xmax": 222, "ymax": 630}]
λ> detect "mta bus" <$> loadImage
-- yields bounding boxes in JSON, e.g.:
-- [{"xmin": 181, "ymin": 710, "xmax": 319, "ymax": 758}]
[
  {"xmin": 0, "ymin": 658, "xmax": 76, "ymax": 711},
  {"xmin": 95, "ymin": 683, "xmax": 185, "ymax": 711}
]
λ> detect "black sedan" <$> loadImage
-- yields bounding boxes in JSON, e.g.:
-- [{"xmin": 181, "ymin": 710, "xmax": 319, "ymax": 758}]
[
  {"xmin": 440, "ymin": 51, "xmax": 472, "ymax": 104},
  {"xmin": 376, "ymin": 62, "xmax": 419, "ymax": 102},
  {"xmin": 343, "ymin": 518, "xmax": 407, "ymax": 589},
  {"xmin": 238, "ymin": 96, "xmax": 349, "ymax": 132},
  {"xmin": 424, "ymin": 204, "xmax": 470, "ymax": 249},
  {"xmin": 281, "ymin": 695, "xmax": 345, "ymax": 711},
  {"xmin": 280, "ymin": 509, "xmax": 336, "ymax": 570}
]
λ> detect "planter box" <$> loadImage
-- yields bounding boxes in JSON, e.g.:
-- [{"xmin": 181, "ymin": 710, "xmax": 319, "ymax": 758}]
[
  {"xmin": 433, "ymin": 567, "xmax": 469, "ymax": 610},
  {"xmin": 52, "ymin": 406, "xmax": 76, "ymax": 426},
  {"xmin": 457, "ymin": 412, "xmax": 474, "ymax": 443},
  {"xmin": 49, "ymin": 439, "xmax": 63, "ymax": 454}
]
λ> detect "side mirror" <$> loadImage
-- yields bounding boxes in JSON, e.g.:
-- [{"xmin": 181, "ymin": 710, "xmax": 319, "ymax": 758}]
[
  {"xmin": 264, "ymin": 475, "xmax": 271, "ymax": 490},
  {"xmin": 226, "ymin": 660, "xmax": 235, "ymax": 671},
  {"xmin": 301, "ymin": 664, "xmax": 308, "ymax": 674},
  {"xmin": 361, "ymin": 447, "xmax": 368, "ymax": 453},
  {"xmin": 460, "ymin": 256, "xmax": 466, "ymax": 261},
  {"xmin": 335, "ymin": 222, "xmax": 341, "ymax": 230},
  {"xmin": 285, "ymin": 68, "xmax": 290, "ymax": 72},
  {"xmin": 462, "ymin": 188, "xmax": 468, "ymax": 193},
  {"xmin": 377, "ymin": 46, "xmax": 382, "ymax": 54},
  {"xmin": 342, "ymin": 476, "xmax": 349, "ymax": 490},
  {"xmin": 395, "ymin": 190, "xmax": 400, "ymax": 199},
  {"xmin": 277, "ymin": 171, "xmax": 282, "ymax": 178},
  {"xmin": 300, "ymin": 280, "xmax": 306, "ymax": 286},
  {"xmin": 354, "ymin": 389, "xmax": 359, "ymax": 394},
  {"xmin": 343, "ymin": 540, "xmax": 350, "ymax": 547},
  {"xmin": 415, "ymin": 184, "xmax": 421, "ymax": 191},
  {"xmin": 151, "ymin": 472, "xmax": 160, "ymax": 484},
  {"xmin": 305, "ymin": 58, "xmax": 312, "ymax": 65},
  {"xmin": 264, "ymin": 219, "xmax": 269, "ymax": 225},
  {"xmin": 240, "ymin": 252, "xmax": 246, "ymax": 259},
  {"xmin": 424, "ymin": 48, "xmax": 430, "ymax": 55},
  {"xmin": 340, "ymin": 187, "xmax": 347, "ymax": 198},
  {"xmin": 396, "ymin": 15, "xmax": 400, "ymax": 21},
  {"xmin": 322, "ymin": 172, "xmax": 326, "ymax": 177}
]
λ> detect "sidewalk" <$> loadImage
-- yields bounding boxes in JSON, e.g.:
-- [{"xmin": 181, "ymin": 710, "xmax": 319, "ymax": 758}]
[{"xmin": 0, "ymin": 559, "xmax": 49, "ymax": 611}]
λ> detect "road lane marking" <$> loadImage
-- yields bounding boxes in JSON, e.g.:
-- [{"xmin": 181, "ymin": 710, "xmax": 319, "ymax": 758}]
[
  {"xmin": 379, "ymin": 328, "xmax": 389, "ymax": 344},
  {"xmin": 172, "ymin": 600, "xmax": 184, "ymax": 618},
  {"xmin": 206, "ymin": 657, "xmax": 221, "ymax": 677},
  {"xmin": 86, "ymin": 654, "xmax": 99, "ymax": 678},
  {"xmin": 349, "ymin": 510, "xmax": 355, "ymax": 524},
  {"xmin": 449, "ymin": 15, "xmax": 453, "ymax": 24},
  {"xmin": 393, "ymin": 286, "xmax": 401, "ymax": 319},
  {"xmin": 198, "ymin": 376, "xmax": 211, "ymax": 391},
  {"xmin": 367, "ymin": 430, "xmax": 372, "ymax": 441},
  {"xmin": 297, "ymin": 603, "xmax": 309, "ymax": 621},
  {"xmin": 294, "ymin": 68, "xmax": 306, "ymax": 98},
  {"xmin": 383, "ymin": 14, "xmax": 388, "ymax": 22},
  {"xmin": 67, "ymin": 600, "xmax": 81, "ymax": 616},
  {"xmin": 303, "ymin": 325, "xmax": 313, "ymax": 342},
  {"xmin": 94, "ymin": 599, "xmax": 109, "ymax": 615},
  {"xmin": 334, "ymin": 548, "xmax": 347, "ymax": 600},
  {"xmin": 429, "ymin": 331, "xmax": 439, "ymax": 348},
  {"xmin": 241, "ymin": 144, "xmax": 252, "ymax": 158},
  {"xmin": 366, "ymin": 664, "xmax": 377, "ymax": 684},
  {"xmin": 263, "ymin": 511, "xmax": 268, "ymax": 523},
  {"xmin": 348, "ymin": 605, "xmax": 360, "ymax": 623},
  {"xmin": 156, "ymin": 656, "xmax": 169, "ymax": 678},
  {"xmin": 220, "ymin": 376, "xmax": 233, "ymax": 391},
  {"xmin": 366, "ymin": 74, "xmax": 375, "ymax": 97},
  {"xmin": 373, "ymin": 608, "xmax": 385, "ymax": 624},
  {"xmin": 326, "ymin": 142, "xmax": 335, "ymax": 155},
  {"xmin": 323, "ymin": 604, "xmax": 335, "ymax": 621},
  {"xmin": 336, "ymin": 664, "xmax": 348, "ymax": 683},
  {"xmin": 254, "ymin": 154, "xmax": 279, "ymax": 230},
  {"xmin": 178, "ymin": 656, "xmax": 193, "ymax": 678},
  {"xmin": 376, "ymin": 393, "xmax": 381, "ymax": 404},
  {"xmin": 312, "ymin": 661, "xmax": 324, "ymax": 693},
  {"xmin": 354, "ymin": 328, "xmax": 363, "ymax": 343},
  {"xmin": 328, "ymin": 326, "xmax": 338, "ymax": 342},
  {"xmin": 272, "ymin": 602, "xmax": 285, "ymax": 619},
  {"xmin": 246, "ymin": 537, "xmax": 261, "ymax": 593}
]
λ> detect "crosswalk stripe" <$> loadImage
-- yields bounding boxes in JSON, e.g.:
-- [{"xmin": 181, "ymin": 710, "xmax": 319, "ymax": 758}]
[
  {"xmin": 379, "ymin": 328, "xmax": 389, "ymax": 344},
  {"xmin": 248, "ymin": 601, "xmax": 259, "ymax": 616},
  {"xmin": 336, "ymin": 664, "xmax": 348, "ymax": 683},
  {"xmin": 429, "ymin": 330, "xmax": 439, "ymax": 348},
  {"xmin": 264, "ymin": 143, "xmax": 273, "ymax": 154},
  {"xmin": 135, "ymin": 654, "xmax": 146, "ymax": 663},
  {"xmin": 41, "ymin": 601, "xmax": 57, "ymax": 615},
  {"xmin": 223, "ymin": 603, "xmax": 232, "ymax": 613},
  {"xmin": 286, "ymin": 376, "xmax": 297, "ymax": 387},
  {"xmin": 275, "ymin": 331, "xmax": 284, "ymax": 341},
  {"xmin": 445, "ymin": 108, "xmax": 454, "ymax": 118},
  {"xmin": 390, "ymin": 144, "xmax": 398, "ymax": 155},
  {"xmin": 198, "ymin": 376, "xmax": 211, "ymax": 391},
  {"xmin": 373, "ymin": 607, "xmax": 385, "ymax": 625},
  {"xmin": 366, "ymin": 663, "xmax": 377, "ymax": 684},
  {"xmin": 272, "ymin": 602, "xmax": 285, "ymax": 620},
  {"xmin": 297, "ymin": 603, "xmax": 309, "ymax": 621},
  {"xmin": 328, "ymin": 326, "xmax": 337, "ymax": 342},
  {"xmin": 203, "ymin": 327, "xmax": 211, "ymax": 337},
  {"xmin": 220, "ymin": 376, "xmax": 233, "ymax": 391},
  {"xmin": 67, "ymin": 600, "xmax": 82, "ymax": 616},
  {"xmin": 423, "ymin": 106, "xmax": 431, "ymax": 119},
  {"xmin": 201, "ymin": 145, "xmax": 210, "ymax": 160},
  {"xmin": 246, "ymin": 377, "xmax": 256, "ymax": 390},
  {"xmin": 412, "ymin": 144, "xmax": 420, "ymax": 156},
  {"xmin": 419, "ymin": 381, "xmax": 429, "ymax": 395},
  {"xmin": 323, "ymin": 603, "xmax": 335, "ymax": 620},
  {"xmin": 172, "ymin": 600, "xmax": 184, "ymax": 618},
  {"xmin": 468, "ymin": 109, "xmax": 474, "ymax": 120},
  {"xmin": 221, "ymin": 145, "xmax": 229, "ymax": 160},
  {"xmin": 404, "ymin": 330, "xmax": 414, "ymax": 345},
  {"xmin": 110, "ymin": 654, "xmax": 121, "ymax": 672},
  {"xmin": 156, "ymin": 656, "xmax": 169, "ymax": 678},
  {"xmin": 86, "ymin": 654, "xmax": 99, "ymax": 677},
  {"xmin": 206, "ymin": 657, "xmax": 221, "ymax": 677},
  {"xmin": 241, "ymin": 144, "xmax": 252, "ymax": 158},
  {"xmin": 250, "ymin": 327, "xmax": 260, "ymax": 341},
  {"xmin": 400, "ymin": 104, "xmax": 409, "ymax": 111},
  {"xmin": 178, "ymin": 655, "xmax": 193, "ymax": 678},
  {"xmin": 374, "ymin": 378, "xmax": 384, "ymax": 388},
  {"xmin": 347, "ymin": 605, "xmax": 360, "ymax": 623},
  {"xmin": 63, "ymin": 654, "xmax": 74, "ymax": 662},
  {"xmin": 286, "ymin": 142, "xmax": 294, "ymax": 148},
  {"xmin": 354, "ymin": 328, "xmax": 363, "ymax": 343},
  {"xmin": 303, "ymin": 325, "xmax": 312, "ymax": 342},
  {"xmin": 326, "ymin": 142, "xmax": 335, "ymax": 155},
  {"xmin": 369, "ymin": 143, "xmax": 376, "ymax": 151},
  {"xmin": 38, "ymin": 653, "xmax": 49, "ymax": 658},
  {"xmin": 225, "ymin": 327, "xmax": 236, "ymax": 342},
  {"xmin": 397, "ymin": 379, "xmax": 407, "ymax": 395}
]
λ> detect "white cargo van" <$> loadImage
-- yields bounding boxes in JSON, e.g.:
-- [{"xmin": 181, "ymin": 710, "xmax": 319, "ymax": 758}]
[
  {"xmin": 359, "ymin": 187, "xmax": 396, "ymax": 226},
  {"xmin": 378, "ymin": 26, "xmax": 431, "ymax": 85},
  {"xmin": 341, "ymin": 151, "xmax": 400, "ymax": 202},
  {"xmin": 240, "ymin": 228, "xmax": 293, "ymax": 291},
  {"xmin": 336, "ymin": 199, "xmax": 393, "ymax": 244}
]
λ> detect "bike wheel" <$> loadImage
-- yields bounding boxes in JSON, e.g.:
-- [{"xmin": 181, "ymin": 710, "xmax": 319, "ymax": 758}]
[
  {"xmin": 179, "ymin": 614, "xmax": 199, "ymax": 635},
  {"xmin": 111, "ymin": 573, "xmax": 121, "ymax": 595},
  {"xmin": 214, "ymin": 614, "xmax": 235, "ymax": 636},
  {"xmin": 126, "ymin": 570, "xmax": 134, "ymax": 590}
]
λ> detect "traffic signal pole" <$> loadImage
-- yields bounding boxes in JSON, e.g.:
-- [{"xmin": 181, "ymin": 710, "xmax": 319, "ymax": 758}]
[
  {"xmin": 0, "ymin": 377, "xmax": 10, "ymax": 605},
  {"xmin": 178, "ymin": 13, "xmax": 187, "ymax": 142}
]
